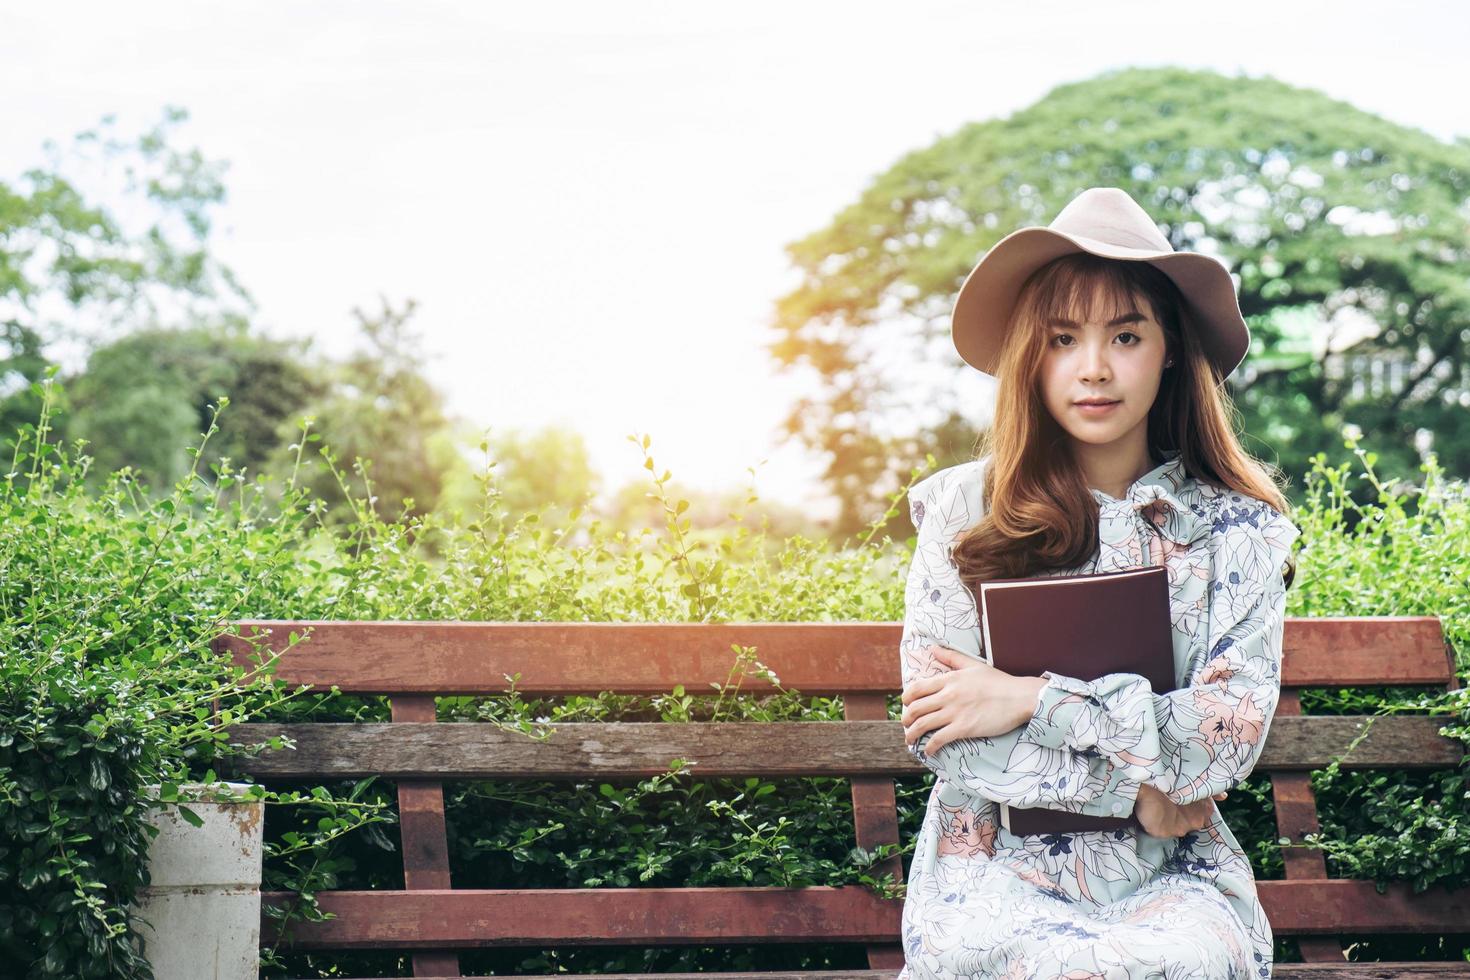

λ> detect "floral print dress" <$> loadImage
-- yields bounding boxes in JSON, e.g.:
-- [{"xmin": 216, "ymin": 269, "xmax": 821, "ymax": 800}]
[{"xmin": 897, "ymin": 449, "xmax": 1301, "ymax": 980}]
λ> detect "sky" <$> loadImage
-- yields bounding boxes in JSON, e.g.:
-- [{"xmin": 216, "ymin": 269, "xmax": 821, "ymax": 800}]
[{"xmin": 3, "ymin": 1, "xmax": 1468, "ymax": 519}]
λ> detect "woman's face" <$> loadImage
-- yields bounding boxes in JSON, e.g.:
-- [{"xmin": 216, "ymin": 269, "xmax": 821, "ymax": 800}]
[{"xmin": 1038, "ymin": 292, "xmax": 1168, "ymax": 451}]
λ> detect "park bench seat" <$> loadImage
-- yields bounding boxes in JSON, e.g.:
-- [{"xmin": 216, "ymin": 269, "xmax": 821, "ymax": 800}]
[{"xmin": 216, "ymin": 617, "xmax": 1470, "ymax": 978}]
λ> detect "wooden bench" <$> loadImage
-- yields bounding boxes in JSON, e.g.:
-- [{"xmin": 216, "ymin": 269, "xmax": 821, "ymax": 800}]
[{"xmin": 217, "ymin": 617, "xmax": 1470, "ymax": 978}]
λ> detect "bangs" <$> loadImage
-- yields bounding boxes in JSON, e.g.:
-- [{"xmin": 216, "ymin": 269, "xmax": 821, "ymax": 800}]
[{"xmin": 1028, "ymin": 254, "xmax": 1150, "ymax": 330}]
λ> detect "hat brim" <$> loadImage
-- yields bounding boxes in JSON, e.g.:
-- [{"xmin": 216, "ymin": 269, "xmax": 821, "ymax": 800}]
[{"xmin": 950, "ymin": 226, "xmax": 1251, "ymax": 380}]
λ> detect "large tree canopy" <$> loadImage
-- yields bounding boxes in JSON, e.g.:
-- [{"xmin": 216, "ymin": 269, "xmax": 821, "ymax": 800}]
[
  {"xmin": 0, "ymin": 107, "xmax": 252, "ymax": 445},
  {"xmin": 770, "ymin": 66, "xmax": 1470, "ymax": 537}
]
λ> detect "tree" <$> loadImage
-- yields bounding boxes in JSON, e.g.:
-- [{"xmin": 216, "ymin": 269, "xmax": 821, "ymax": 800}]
[
  {"xmin": 485, "ymin": 423, "xmax": 598, "ymax": 520},
  {"xmin": 290, "ymin": 297, "xmax": 464, "ymax": 528},
  {"xmin": 769, "ymin": 66, "xmax": 1470, "ymax": 537},
  {"xmin": 0, "ymin": 106, "xmax": 251, "ymax": 448},
  {"xmin": 58, "ymin": 323, "xmax": 324, "ymax": 494}
]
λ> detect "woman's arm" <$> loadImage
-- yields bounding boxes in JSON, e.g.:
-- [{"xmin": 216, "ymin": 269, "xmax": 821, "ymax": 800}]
[
  {"xmin": 900, "ymin": 465, "xmax": 1141, "ymax": 817},
  {"xmin": 1019, "ymin": 500, "xmax": 1300, "ymax": 807}
]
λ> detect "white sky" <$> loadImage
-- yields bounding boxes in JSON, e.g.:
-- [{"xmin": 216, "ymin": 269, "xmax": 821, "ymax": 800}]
[{"xmin": 3, "ymin": 1, "xmax": 1467, "ymax": 519}]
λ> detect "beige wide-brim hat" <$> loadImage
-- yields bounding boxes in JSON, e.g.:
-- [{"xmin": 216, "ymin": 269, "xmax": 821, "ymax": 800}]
[{"xmin": 951, "ymin": 186, "xmax": 1251, "ymax": 380}]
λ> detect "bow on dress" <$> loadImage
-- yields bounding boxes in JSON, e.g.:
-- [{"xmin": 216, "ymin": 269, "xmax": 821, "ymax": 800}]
[
  {"xmin": 1090, "ymin": 480, "xmax": 1210, "ymax": 572},
  {"xmin": 1087, "ymin": 478, "xmax": 1214, "ymax": 647}
]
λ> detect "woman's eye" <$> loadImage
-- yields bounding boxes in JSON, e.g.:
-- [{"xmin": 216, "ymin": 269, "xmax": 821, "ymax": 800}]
[{"xmin": 1049, "ymin": 332, "xmax": 1141, "ymax": 348}]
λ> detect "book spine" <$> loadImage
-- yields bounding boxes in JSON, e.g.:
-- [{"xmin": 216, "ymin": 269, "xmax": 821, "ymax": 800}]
[
  {"xmin": 1006, "ymin": 809, "xmax": 1133, "ymax": 835},
  {"xmin": 978, "ymin": 586, "xmax": 995, "ymax": 665}
]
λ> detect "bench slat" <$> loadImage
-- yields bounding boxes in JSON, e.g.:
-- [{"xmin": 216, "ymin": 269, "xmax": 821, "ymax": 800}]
[
  {"xmin": 226, "ymin": 716, "xmax": 1463, "ymax": 780},
  {"xmin": 840, "ymin": 693, "xmax": 905, "ymax": 971},
  {"xmin": 214, "ymin": 617, "xmax": 1452, "ymax": 695},
  {"xmin": 1273, "ymin": 691, "xmax": 1348, "ymax": 962},
  {"xmin": 388, "ymin": 695, "xmax": 460, "ymax": 977},
  {"xmin": 546, "ymin": 970, "xmax": 1470, "ymax": 979},
  {"xmin": 259, "ymin": 880, "xmax": 1470, "ymax": 948},
  {"xmin": 1268, "ymin": 969, "xmax": 1470, "ymax": 978},
  {"xmin": 261, "ymin": 886, "xmax": 893, "ymax": 948},
  {"xmin": 317, "ymin": 968, "xmax": 1470, "ymax": 980}
]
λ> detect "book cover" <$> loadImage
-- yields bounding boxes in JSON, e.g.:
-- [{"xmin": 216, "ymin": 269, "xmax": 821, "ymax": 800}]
[{"xmin": 976, "ymin": 564, "xmax": 1176, "ymax": 835}]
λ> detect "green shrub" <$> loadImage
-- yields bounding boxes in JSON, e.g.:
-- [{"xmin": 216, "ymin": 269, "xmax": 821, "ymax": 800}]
[
  {"xmin": 0, "ymin": 376, "xmax": 387, "ymax": 978},
  {"xmin": 1283, "ymin": 438, "xmax": 1470, "ymax": 901}
]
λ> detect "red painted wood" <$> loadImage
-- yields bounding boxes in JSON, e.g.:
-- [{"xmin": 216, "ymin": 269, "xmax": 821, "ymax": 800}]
[
  {"xmin": 260, "ymin": 886, "xmax": 895, "ymax": 948},
  {"xmin": 257, "ymin": 879, "xmax": 1470, "ymax": 948},
  {"xmin": 325, "ymin": 968, "xmax": 1470, "ymax": 980},
  {"xmin": 1272, "ymin": 690, "xmax": 1345, "ymax": 962},
  {"xmin": 842, "ymin": 694, "xmax": 905, "ymax": 971},
  {"xmin": 214, "ymin": 618, "xmax": 1451, "ymax": 695},
  {"xmin": 1263, "ymin": 879, "xmax": 1470, "ymax": 933},
  {"xmin": 330, "ymin": 969, "xmax": 1470, "ymax": 980},
  {"xmin": 390, "ymin": 696, "xmax": 458, "ymax": 978}
]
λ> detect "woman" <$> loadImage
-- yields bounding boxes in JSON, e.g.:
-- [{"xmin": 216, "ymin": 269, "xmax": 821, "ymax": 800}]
[{"xmin": 896, "ymin": 187, "xmax": 1300, "ymax": 979}]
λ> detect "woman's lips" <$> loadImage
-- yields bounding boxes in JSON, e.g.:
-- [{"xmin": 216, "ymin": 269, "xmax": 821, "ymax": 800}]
[{"xmin": 1074, "ymin": 400, "xmax": 1120, "ymax": 415}]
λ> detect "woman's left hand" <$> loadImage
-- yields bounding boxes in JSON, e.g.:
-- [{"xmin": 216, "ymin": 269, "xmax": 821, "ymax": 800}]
[{"xmin": 900, "ymin": 645, "xmax": 1045, "ymax": 753}]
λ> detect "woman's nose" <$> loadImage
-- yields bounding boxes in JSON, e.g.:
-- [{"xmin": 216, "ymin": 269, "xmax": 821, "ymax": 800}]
[{"xmin": 1079, "ymin": 342, "xmax": 1111, "ymax": 381}]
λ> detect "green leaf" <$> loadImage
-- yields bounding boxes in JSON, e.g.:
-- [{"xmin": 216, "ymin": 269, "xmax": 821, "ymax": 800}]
[{"xmin": 88, "ymin": 755, "xmax": 110, "ymax": 792}]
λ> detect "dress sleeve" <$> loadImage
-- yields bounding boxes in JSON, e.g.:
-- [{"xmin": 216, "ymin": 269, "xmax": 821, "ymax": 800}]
[
  {"xmin": 1021, "ymin": 497, "xmax": 1301, "ymax": 807},
  {"xmin": 900, "ymin": 463, "xmax": 1142, "ymax": 818}
]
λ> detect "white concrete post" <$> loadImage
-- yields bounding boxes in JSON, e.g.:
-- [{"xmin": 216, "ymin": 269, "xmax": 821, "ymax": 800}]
[{"xmin": 130, "ymin": 782, "xmax": 264, "ymax": 980}]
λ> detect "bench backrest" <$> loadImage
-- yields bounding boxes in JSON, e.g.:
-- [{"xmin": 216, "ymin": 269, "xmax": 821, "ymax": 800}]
[{"xmin": 218, "ymin": 617, "xmax": 1466, "ymax": 976}]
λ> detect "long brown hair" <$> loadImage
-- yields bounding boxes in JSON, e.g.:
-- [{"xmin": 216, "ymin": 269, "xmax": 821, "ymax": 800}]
[{"xmin": 951, "ymin": 252, "xmax": 1297, "ymax": 594}]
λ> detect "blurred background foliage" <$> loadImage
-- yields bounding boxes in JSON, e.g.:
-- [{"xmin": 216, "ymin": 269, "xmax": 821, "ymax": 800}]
[{"xmin": 3, "ymin": 66, "xmax": 1469, "ymax": 545}]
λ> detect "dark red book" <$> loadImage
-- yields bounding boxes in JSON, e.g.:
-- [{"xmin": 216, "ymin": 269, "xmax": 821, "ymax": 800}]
[{"xmin": 977, "ymin": 564, "xmax": 1176, "ymax": 835}]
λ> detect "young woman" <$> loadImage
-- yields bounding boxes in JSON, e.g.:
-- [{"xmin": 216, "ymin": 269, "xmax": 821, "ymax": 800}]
[{"xmin": 896, "ymin": 187, "xmax": 1300, "ymax": 979}]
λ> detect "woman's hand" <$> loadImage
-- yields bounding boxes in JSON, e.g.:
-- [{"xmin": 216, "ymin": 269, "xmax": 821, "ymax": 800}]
[
  {"xmin": 900, "ymin": 645, "xmax": 1046, "ymax": 753},
  {"xmin": 1134, "ymin": 783, "xmax": 1228, "ymax": 837}
]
